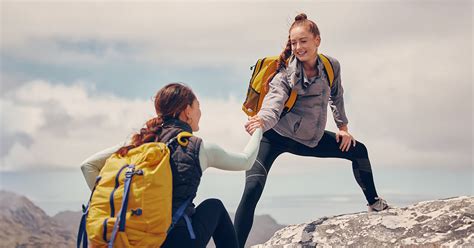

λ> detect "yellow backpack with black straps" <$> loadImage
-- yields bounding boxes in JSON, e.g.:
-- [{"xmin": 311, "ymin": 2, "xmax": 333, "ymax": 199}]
[
  {"xmin": 242, "ymin": 53, "xmax": 335, "ymax": 117},
  {"xmin": 77, "ymin": 132, "xmax": 193, "ymax": 248}
]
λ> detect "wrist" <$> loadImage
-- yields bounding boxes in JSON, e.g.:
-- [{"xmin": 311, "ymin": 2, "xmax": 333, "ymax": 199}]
[
  {"xmin": 256, "ymin": 115, "xmax": 265, "ymax": 128},
  {"xmin": 338, "ymin": 124, "xmax": 348, "ymax": 132}
]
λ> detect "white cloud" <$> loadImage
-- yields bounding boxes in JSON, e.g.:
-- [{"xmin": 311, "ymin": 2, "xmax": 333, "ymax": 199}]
[
  {"xmin": 3, "ymin": 1, "xmax": 469, "ymax": 67},
  {"xmin": 1, "ymin": 99, "xmax": 44, "ymax": 136},
  {"xmin": 0, "ymin": 79, "xmax": 255, "ymax": 171},
  {"xmin": 1, "ymin": 78, "xmax": 471, "ymax": 172},
  {"xmin": 1, "ymin": 80, "xmax": 151, "ymax": 170},
  {"xmin": 1, "ymin": 2, "xmax": 286, "ymax": 66}
]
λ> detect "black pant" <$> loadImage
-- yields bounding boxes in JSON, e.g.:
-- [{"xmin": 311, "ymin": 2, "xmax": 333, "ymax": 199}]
[
  {"xmin": 234, "ymin": 129, "xmax": 380, "ymax": 248},
  {"xmin": 162, "ymin": 198, "xmax": 238, "ymax": 248}
]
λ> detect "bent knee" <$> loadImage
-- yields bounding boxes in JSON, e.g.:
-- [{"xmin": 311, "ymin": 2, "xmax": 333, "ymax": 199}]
[
  {"xmin": 201, "ymin": 198, "xmax": 224, "ymax": 208},
  {"xmin": 353, "ymin": 141, "xmax": 368, "ymax": 155}
]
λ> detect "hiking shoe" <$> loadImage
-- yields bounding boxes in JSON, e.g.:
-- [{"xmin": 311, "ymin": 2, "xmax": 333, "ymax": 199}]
[{"xmin": 368, "ymin": 197, "xmax": 389, "ymax": 212}]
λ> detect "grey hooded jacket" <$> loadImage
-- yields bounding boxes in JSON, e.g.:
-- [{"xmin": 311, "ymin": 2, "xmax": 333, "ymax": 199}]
[{"xmin": 257, "ymin": 54, "xmax": 349, "ymax": 147}]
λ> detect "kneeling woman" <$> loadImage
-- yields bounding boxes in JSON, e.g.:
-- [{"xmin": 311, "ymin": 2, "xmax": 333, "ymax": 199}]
[{"xmin": 80, "ymin": 83, "xmax": 262, "ymax": 248}]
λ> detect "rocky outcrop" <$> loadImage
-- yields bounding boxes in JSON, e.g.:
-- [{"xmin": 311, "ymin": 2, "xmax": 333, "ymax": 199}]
[
  {"xmin": 253, "ymin": 196, "xmax": 473, "ymax": 248},
  {"xmin": 0, "ymin": 190, "xmax": 76, "ymax": 248}
]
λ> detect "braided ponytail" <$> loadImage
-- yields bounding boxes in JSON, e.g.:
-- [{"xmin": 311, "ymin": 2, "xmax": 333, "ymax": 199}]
[{"xmin": 116, "ymin": 116, "xmax": 164, "ymax": 156}]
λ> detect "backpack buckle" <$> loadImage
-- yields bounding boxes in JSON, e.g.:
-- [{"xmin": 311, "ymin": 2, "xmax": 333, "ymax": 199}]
[
  {"xmin": 125, "ymin": 166, "xmax": 135, "ymax": 178},
  {"xmin": 131, "ymin": 208, "xmax": 143, "ymax": 216}
]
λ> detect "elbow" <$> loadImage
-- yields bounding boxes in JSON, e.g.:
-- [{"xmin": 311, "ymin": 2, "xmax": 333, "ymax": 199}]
[
  {"xmin": 80, "ymin": 164, "xmax": 90, "ymax": 183},
  {"xmin": 80, "ymin": 162, "xmax": 95, "ymax": 179},
  {"xmin": 80, "ymin": 163, "xmax": 87, "ymax": 175},
  {"xmin": 244, "ymin": 161, "xmax": 253, "ymax": 171}
]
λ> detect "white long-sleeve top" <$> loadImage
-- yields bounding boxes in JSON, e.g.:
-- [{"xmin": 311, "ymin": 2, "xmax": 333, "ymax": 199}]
[{"xmin": 80, "ymin": 128, "xmax": 263, "ymax": 190}]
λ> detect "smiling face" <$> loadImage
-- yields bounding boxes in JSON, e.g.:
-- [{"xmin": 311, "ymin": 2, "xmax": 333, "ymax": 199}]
[{"xmin": 290, "ymin": 25, "xmax": 321, "ymax": 64}]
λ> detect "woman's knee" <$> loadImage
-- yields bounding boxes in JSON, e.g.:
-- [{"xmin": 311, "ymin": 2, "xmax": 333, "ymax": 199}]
[
  {"xmin": 201, "ymin": 198, "xmax": 225, "ymax": 209},
  {"xmin": 353, "ymin": 141, "xmax": 368, "ymax": 157}
]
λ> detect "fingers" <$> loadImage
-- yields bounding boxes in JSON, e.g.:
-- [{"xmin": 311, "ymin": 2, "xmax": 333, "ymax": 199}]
[
  {"xmin": 244, "ymin": 123, "xmax": 250, "ymax": 134},
  {"xmin": 248, "ymin": 115, "xmax": 260, "ymax": 122},
  {"xmin": 246, "ymin": 124, "xmax": 259, "ymax": 135},
  {"xmin": 248, "ymin": 122, "xmax": 261, "ymax": 132},
  {"xmin": 345, "ymin": 138, "xmax": 351, "ymax": 152},
  {"xmin": 338, "ymin": 135, "xmax": 346, "ymax": 150},
  {"xmin": 245, "ymin": 119, "xmax": 262, "ymax": 135},
  {"xmin": 244, "ymin": 121, "xmax": 250, "ymax": 129},
  {"xmin": 338, "ymin": 135, "xmax": 353, "ymax": 152},
  {"xmin": 245, "ymin": 125, "xmax": 253, "ymax": 135},
  {"xmin": 245, "ymin": 116, "xmax": 263, "ymax": 130},
  {"xmin": 247, "ymin": 128, "xmax": 255, "ymax": 135},
  {"xmin": 245, "ymin": 120, "xmax": 259, "ymax": 129},
  {"xmin": 340, "ymin": 137, "xmax": 349, "ymax": 152},
  {"xmin": 245, "ymin": 117, "xmax": 258, "ymax": 133}
]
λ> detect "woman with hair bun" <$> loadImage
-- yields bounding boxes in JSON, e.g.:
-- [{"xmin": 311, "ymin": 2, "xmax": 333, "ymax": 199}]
[
  {"xmin": 81, "ymin": 83, "xmax": 263, "ymax": 247},
  {"xmin": 235, "ymin": 13, "xmax": 389, "ymax": 247}
]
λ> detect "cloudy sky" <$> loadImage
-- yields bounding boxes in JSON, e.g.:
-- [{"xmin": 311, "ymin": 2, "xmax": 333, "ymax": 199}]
[{"xmin": 1, "ymin": 1, "xmax": 472, "ymax": 176}]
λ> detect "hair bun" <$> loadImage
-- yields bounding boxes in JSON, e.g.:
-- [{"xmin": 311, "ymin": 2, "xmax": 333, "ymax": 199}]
[{"xmin": 295, "ymin": 13, "xmax": 307, "ymax": 21}]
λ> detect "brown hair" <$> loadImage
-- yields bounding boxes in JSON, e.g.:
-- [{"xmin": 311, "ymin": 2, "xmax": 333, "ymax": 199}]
[
  {"xmin": 116, "ymin": 83, "xmax": 197, "ymax": 156},
  {"xmin": 264, "ymin": 13, "xmax": 321, "ymax": 91}
]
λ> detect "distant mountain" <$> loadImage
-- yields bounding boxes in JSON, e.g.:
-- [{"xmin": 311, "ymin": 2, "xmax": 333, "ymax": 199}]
[
  {"xmin": 253, "ymin": 196, "xmax": 474, "ymax": 247},
  {"xmin": 52, "ymin": 210, "xmax": 82, "ymax": 234},
  {"xmin": 242, "ymin": 214, "xmax": 286, "ymax": 248},
  {"xmin": 207, "ymin": 213, "xmax": 286, "ymax": 248},
  {"xmin": 0, "ymin": 190, "xmax": 76, "ymax": 248}
]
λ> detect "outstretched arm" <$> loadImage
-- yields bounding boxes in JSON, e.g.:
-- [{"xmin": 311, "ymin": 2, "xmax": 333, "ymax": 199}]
[
  {"xmin": 256, "ymin": 72, "xmax": 291, "ymax": 132},
  {"xmin": 199, "ymin": 128, "xmax": 263, "ymax": 172}
]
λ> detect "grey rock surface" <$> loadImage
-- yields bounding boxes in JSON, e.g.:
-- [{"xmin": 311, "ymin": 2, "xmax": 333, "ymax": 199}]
[{"xmin": 253, "ymin": 196, "xmax": 473, "ymax": 248}]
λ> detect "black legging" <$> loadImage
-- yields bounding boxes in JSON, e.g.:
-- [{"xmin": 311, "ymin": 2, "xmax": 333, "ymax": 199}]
[
  {"xmin": 162, "ymin": 198, "xmax": 238, "ymax": 248},
  {"xmin": 234, "ymin": 129, "xmax": 380, "ymax": 248}
]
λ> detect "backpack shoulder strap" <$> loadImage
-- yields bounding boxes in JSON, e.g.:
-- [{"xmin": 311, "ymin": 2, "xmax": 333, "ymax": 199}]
[
  {"xmin": 318, "ymin": 53, "xmax": 335, "ymax": 88},
  {"xmin": 284, "ymin": 89, "xmax": 297, "ymax": 112}
]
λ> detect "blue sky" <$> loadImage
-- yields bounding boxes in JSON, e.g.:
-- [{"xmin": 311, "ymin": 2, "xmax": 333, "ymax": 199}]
[
  {"xmin": 1, "ymin": 1, "xmax": 472, "ymax": 177},
  {"xmin": 3, "ymin": 53, "xmax": 244, "ymax": 99}
]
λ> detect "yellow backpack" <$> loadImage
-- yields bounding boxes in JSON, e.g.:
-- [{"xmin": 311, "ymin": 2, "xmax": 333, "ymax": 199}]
[
  {"xmin": 77, "ymin": 132, "xmax": 193, "ymax": 248},
  {"xmin": 242, "ymin": 53, "xmax": 335, "ymax": 117}
]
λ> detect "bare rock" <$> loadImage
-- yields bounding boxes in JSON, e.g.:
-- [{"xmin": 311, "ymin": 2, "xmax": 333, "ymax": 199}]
[{"xmin": 252, "ymin": 196, "xmax": 473, "ymax": 248}]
